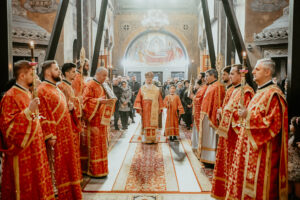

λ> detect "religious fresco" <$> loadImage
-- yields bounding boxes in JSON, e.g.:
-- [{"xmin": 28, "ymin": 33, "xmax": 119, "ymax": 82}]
[{"xmin": 125, "ymin": 32, "xmax": 186, "ymax": 66}]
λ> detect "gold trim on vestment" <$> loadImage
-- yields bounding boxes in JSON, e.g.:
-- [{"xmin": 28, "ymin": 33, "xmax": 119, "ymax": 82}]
[
  {"xmin": 41, "ymin": 120, "xmax": 56, "ymax": 125},
  {"xmin": 21, "ymin": 116, "xmax": 32, "ymax": 148},
  {"xmin": 87, "ymin": 172, "xmax": 108, "ymax": 178},
  {"xmin": 24, "ymin": 108, "xmax": 32, "ymax": 120},
  {"xmin": 211, "ymin": 194, "xmax": 225, "ymax": 200},
  {"xmin": 87, "ymin": 125, "xmax": 91, "ymax": 175},
  {"xmin": 56, "ymin": 100, "xmax": 67, "ymax": 125},
  {"xmin": 24, "ymin": 120, "xmax": 40, "ymax": 149},
  {"xmin": 13, "ymin": 156, "xmax": 20, "ymax": 200},
  {"xmin": 45, "ymin": 194, "xmax": 55, "ymax": 200},
  {"xmin": 214, "ymin": 176, "xmax": 227, "ymax": 182},
  {"xmin": 201, "ymin": 146, "xmax": 217, "ymax": 151},
  {"xmin": 24, "ymin": 120, "xmax": 39, "ymax": 148},
  {"xmin": 200, "ymin": 158, "xmax": 215, "ymax": 164},
  {"xmin": 12, "ymin": 86, "xmax": 29, "ymax": 95},
  {"xmin": 6, "ymin": 121, "xmax": 15, "ymax": 138},
  {"xmin": 52, "ymin": 88, "xmax": 62, "ymax": 114},
  {"xmin": 57, "ymin": 179, "xmax": 82, "ymax": 189},
  {"xmin": 90, "ymin": 157, "xmax": 107, "ymax": 162},
  {"xmin": 244, "ymin": 147, "xmax": 262, "ymax": 198},
  {"xmin": 141, "ymin": 85, "xmax": 160, "ymax": 127},
  {"xmin": 241, "ymin": 138, "xmax": 250, "ymax": 199},
  {"xmin": 278, "ymin": 94, "xmax": 288, "ymax": 200},
  {"xmin": 263, "ymin": 142, "xmax": 272, "ymax": 200},
  {"xmin": 88, "ymin": 99, "xmax": 101, "ymax": 122}
]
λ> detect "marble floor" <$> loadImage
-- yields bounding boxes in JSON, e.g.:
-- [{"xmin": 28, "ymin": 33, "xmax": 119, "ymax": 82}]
[{"xmin": 82, "ymin": 112, "xmax": 214, "ymax": 200}]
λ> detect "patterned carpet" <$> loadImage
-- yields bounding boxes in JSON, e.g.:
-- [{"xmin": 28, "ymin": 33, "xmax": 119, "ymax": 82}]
[
  {"xmin": 112, "ymin": 142, "xmax": 179, "ymax": 192},
  {"xmin": 125, "ymin": 144, "xmax": 166, "ymax": 191}
]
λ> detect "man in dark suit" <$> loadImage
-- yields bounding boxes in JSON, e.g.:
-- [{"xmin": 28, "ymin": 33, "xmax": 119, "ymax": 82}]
[
  {"xmin": 113, "ymin": 78, "xmax": 123, "ymax": 130},
  {"xmin": 129, "ymin": 76, "xmax": 141, "ymax": 123}
]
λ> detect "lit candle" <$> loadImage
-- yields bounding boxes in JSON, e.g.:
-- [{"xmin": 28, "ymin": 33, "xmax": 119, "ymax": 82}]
[
  {"xmin": 242, "ymin": 51, "xmax": 246, "ymax": 59},
  {"xmin": 242, "ymin": 51, "xmax": 246, "ymax": 68},
  {"xmin": 30, "ymin": 41, "xmax": 34, "ymax": 62}
]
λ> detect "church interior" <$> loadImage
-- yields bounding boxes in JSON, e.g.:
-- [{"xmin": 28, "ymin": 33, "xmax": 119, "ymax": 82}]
[{"xmin": 0, "ymin": 0, "xmax": 300, "ymax": 200}]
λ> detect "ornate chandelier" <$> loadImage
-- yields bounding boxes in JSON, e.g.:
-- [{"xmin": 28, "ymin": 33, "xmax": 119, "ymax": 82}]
[{"xmin": 141, "ymin": 10, "xmax": 169, "ymax": 29}]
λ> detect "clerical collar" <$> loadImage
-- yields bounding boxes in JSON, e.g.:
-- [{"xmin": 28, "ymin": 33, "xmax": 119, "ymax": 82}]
[
  {"xmin": 258, "ymin": 80, "xmax": 273, "ymax": 90},
  {"xmin": 226, "ymin": 84, "xmax": 233, "ymax": 89},
  {"xmin": 63, "ymin": 79, "xmax": 72, "ymax": 86},
  {"xmin": 234, "ymin": 84, "xmax": 241, "ymax": 88},
  {"xmin": 15, "ymin": 83, "xmax": 29, "ymax": 92},
  {"xmin": 44, "ymin": 79, "xmax": 57, "ymax": 87},
  {"xmin": 209, "ymin": 80, "xmax": 217, "ymax": 85},
  {"xmin": 93, "ymin": 78, "xmax": 101, "ymax": 85}
]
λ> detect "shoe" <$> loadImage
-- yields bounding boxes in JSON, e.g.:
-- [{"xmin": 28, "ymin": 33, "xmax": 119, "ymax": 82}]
[
  {"xmin": 173, "ymin": 136, "xmax": 178, "ymax": 141},
  {"xmin": 92, "ymin": 175, "xmax": 108, "ymax": 179},
  {"xmin": 204, "ymin": 163, "xmax": 214, "ymax": 169},
  {"xmin": 169, "ymin": 136, "xmax": 173, "ymax": 141}
]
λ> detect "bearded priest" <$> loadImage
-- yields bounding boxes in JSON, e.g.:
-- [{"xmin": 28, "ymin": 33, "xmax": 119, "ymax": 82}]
[{"xmin": 134, "ymin": 71, "xmax": 163, "ymax": 143}]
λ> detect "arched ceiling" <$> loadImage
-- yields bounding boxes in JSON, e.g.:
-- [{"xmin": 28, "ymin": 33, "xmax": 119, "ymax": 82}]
[{"xmin": 113, "ymin": 0, "xmax": 199, "ymax": 14}]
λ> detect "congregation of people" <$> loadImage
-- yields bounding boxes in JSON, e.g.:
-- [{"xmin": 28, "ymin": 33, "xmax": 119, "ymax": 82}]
[{"xmin": 0, "ymin": 56, "xmax": 298, "ymax": 200}]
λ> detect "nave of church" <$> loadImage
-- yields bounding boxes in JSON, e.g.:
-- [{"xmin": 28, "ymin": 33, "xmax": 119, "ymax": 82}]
[{"xmin": 1, "ymin": 0, "xmax": 300, "ymax": 199}]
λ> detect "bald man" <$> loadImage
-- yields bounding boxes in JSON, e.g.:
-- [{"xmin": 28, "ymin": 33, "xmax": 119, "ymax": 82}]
[{"xmin": 81, "ymin": 67, "xmax": 114, "ymax": 178}]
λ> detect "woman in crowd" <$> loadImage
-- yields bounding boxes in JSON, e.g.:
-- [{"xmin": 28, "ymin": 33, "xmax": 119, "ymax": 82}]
[{"xmin": 119, "ymin": 81, "xmax": 132, "ymax": 130}]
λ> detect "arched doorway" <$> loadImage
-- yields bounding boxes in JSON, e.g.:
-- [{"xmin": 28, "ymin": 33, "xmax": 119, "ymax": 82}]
[{"xmin": 123, "ymin": 30, "xmax": 189, "ymax": 84}]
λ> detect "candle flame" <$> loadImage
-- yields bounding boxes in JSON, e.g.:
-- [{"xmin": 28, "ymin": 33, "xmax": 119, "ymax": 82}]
[
  {"xmin": 242, "ymin": 51, "xmax": 246, "ymax": 58},
  {"xmin": 30, "ymin": 41, "xmax": 34, "ymax": 48}
]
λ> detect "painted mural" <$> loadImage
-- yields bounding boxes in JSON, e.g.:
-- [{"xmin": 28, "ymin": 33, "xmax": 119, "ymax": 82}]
[{"xmin": 125, "ymin": 32, "xmax": 186, "ymax": 66}]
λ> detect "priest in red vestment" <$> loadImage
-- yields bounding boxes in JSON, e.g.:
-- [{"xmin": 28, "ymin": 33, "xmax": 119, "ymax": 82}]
[
  {"xmin": 38, "ymin": 60, "xmax": 82, "ymax": 200},
  {"xmin": 82, "ymin": 67, "xmax": 115, "ymax": 177},
  {"xmin": 197, "ymin": 69, "xmax": 225, "ymax": 165},
  {"xmin": 212, "ymin": 64, "xmax": 254, "ymax": 199},
  {"xmin": 58, "ymin": 62, "xmax": 82, "ymax": 178},
  {"xmin": 163, "ymin": 84, "xmax": 184, "ymax": 141},
  {"xmin": 0, "ymin": 60, "xmax": 55, "ymax": 200},
  {"xmin": 134, "ymin": 71, "xmax": 164, "ymax": 143},
  {"xmin": 192, "ymin": 78, "xmax": 208, "ymax": 150},
  {"xmin": 227, "ymin": 58, "xmax": 288, "ymax": 200}
]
